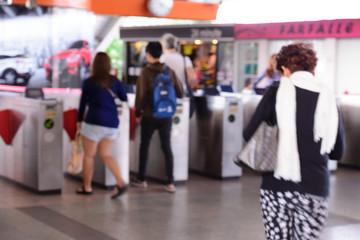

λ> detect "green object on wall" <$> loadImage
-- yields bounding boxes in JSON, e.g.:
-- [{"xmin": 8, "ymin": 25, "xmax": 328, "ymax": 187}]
[{"xmin": 106, "ymin": 38, "xmax": 124, "ymax": 79}]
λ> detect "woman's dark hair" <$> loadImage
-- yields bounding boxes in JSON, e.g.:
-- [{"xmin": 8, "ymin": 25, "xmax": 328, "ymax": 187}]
[
  {"xmin": 91, "ymin": 52, "xmax": 113, "ymax": 88},
  {"xmin": 276, "ymin": 42, "xmax": 318, "ymax": 74},
  {"xmin": 146, "ymin": 42, "xmax": 163, "ymax": 59}
]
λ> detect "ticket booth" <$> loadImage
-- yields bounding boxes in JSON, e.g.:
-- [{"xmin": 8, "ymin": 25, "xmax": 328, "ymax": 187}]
[{"xmin": 120, "ymin": 24, "xmax": 235, "ymax": 88}]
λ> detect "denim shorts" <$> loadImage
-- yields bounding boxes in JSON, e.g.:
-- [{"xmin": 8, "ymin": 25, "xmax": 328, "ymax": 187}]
[{"xmin": 81, "ymin": 122, "xmax": 119, "ymax": 142}]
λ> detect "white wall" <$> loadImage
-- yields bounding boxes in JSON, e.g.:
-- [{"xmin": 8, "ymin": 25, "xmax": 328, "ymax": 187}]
[
  {"xmin": 235, "ymin": 38, "xmax": 360, "ymax": 94},
  {"xmin": 336, "ymin": 39, "xmax": 360, "ymax": 94}
]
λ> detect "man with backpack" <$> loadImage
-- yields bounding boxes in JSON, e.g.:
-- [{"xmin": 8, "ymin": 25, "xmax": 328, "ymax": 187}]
[{"xmin": 132, "ymin": 42, "xmax": 184, "ymax": 193}]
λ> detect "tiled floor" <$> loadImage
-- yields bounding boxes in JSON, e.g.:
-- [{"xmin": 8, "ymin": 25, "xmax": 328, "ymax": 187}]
[{"xmin": 0, "ymin": 167, "xmax": 359, "ymax": 240}]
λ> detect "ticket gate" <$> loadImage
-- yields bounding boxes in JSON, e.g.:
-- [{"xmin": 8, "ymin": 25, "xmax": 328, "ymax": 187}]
[
  {"xmin": 240, "ymin": 94, "xmax": 262, "ymax": 129},
  {"xmin": 45, "ymin": 91, "xmax": 81, "ymax": 172},
  {"xmin": 337, "ymin": 95, "xmax": 360, "ymax": 168},
  {"xmin": 189, "ymin": 96, "xmax": 243, "ymax": 179},
  {"xmin": 129, "ymin": 94, "xmax": 190, "ymax": 183},
  {"xmin": 44, "ymin": 90, "xmax": 130, "ymax": 187},
  {"xmin": 0, "ymin": 94, "xmax": 63, "ymax": 193}
]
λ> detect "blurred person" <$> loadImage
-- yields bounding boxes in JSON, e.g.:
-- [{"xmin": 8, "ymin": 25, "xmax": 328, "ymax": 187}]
[
  {"xmin": 245, "ymin": 54, "xmax": 280, "ymax": 91},
  {"xmin": 193, "ymin": 57, "xmax": 203, "ymax": 87},
  {"xmin": 218, "ymin": 43, "xmax": 234, "ymax": 86},
  {"xmin": 160, "ymin": 33, "xmax": 196, "ymax": 94},
  {"xmin": 243, "ymin": 42, "xmax": 345, "ymax": 239},
  {"xmin": 131, "ymin": 42, "xmax": 184, "ymax": 193},
  {"xmin": 76, "ymin": 52, "xmax": 128, "ymax": 199},
  {"xmin": 205, "ymin": 46, "xmax": 217, "ymax": 78}
]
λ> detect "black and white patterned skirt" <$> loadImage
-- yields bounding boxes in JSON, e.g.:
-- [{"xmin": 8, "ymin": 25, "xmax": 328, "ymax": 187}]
[{"xmin": 260, "ymin": 189, "xmax": 328, "ymax": 240}]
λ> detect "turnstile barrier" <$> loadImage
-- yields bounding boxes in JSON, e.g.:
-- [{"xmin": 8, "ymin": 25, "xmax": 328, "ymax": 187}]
[
  {"xmin": 44, "ymin": 91, "xmax": 130, "ymax": 187},
  {"xmin": 0, "ymin": 94, "xmax": 63, "ymax": 193},
  {"xmin": 189, "ymin": 96, "xmax": 243, "ymax": 179}
]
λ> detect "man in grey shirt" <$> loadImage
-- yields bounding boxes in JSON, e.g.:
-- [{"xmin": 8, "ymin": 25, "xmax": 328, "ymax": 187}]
[{"xmin": 160, "ymin": 33, "xmax": 196, "ymax": 94}]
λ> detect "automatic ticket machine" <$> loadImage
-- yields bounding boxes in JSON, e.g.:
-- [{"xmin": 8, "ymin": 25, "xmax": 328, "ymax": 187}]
[
  {"xmin": 0, "ymin": 92, "xmax": 63, "ymax": 193},
  {"xmin": 189, "ymin": 95, "xmax": 243, "ymax": 179},
  {"xmin": 120, "ymin": 24, "xmax": 235, "ymax": 88},
  {"xmin": 128, "ymin": 94, "xmax": 190, "ymax": 183}
]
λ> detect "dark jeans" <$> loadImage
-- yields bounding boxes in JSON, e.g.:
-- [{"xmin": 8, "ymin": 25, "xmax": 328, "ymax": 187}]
[{"xmin": 137, "ymin": 121, "xmax": 174, "ymax": 184}]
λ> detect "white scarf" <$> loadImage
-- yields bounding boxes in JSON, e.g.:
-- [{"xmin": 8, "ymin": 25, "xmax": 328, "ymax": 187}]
[{"xmin": 275, "ymin": 71, "xmax": 338, "ymax": 182}]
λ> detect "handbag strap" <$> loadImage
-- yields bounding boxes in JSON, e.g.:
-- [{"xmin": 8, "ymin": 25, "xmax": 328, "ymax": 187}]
[
  {"xmin": 265, "ymin": 81, "xmax": 279, "ymax": 126},
  {"xmin": 108, "ymin": 88, "xmax": 122, "ymax": 107},
  {"xmin": 108, "ymin": 88, "xmax": 116, "ymax": 97},
  {"xmin": 183, "ymin": 56, "xmax": 194, "ymax": 98}
]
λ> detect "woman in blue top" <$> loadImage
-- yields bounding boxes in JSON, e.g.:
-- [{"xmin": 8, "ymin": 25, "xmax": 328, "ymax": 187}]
[
  {"xmin": 76, "ymin": 52, "xmax": 128, "ymax": 198},
  {"xmin": 246, "ymin": 54, "xmax": 281, "ymax": 92}
]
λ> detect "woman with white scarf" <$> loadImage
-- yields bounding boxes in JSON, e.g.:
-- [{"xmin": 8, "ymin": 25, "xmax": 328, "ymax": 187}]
[{"xmin": 243, "ymin": 42, "xmax": 345, "ymax": 240}]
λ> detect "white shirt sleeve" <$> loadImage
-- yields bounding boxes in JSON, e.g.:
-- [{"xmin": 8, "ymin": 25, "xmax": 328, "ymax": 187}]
[
  {"xmin": 184, "ymin": 56, "xmax": 193, "ymax": 68},
  {"xmin": 159, "ymin": 55, "xmax": 165, "ymax": 63}
]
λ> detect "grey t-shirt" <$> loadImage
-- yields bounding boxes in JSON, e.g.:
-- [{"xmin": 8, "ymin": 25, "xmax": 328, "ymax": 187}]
[{"xmin": 160, "ymin": 52, "xmax": 193, "ymax": 90}]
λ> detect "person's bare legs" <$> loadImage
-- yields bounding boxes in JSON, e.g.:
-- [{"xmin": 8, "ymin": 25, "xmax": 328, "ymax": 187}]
[
  {"xmin": 98, "ymin": 138, "xmax": 126, "ymax": 196},
  {"xmin": 78, "ymin": 136, "xmax": 98, "ymax": 192}
]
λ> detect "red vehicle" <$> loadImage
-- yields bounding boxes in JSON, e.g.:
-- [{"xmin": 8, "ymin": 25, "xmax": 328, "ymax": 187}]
[{"xmin": 44, "ymin": 40, "xmax": 92, "ymax": 83}]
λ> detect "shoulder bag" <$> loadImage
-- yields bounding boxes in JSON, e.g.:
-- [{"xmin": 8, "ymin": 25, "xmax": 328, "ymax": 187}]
[
  {"xmin": 233, "ymin": 121, "xmax": 278, "ymax": 172},
  {"xmin": 66, "ymin": 129, "xmax": 83, "ymax": 175}
]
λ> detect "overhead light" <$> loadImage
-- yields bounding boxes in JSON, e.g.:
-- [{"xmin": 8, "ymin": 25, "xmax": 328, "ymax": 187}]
[
  {"xmin": 212, "ymin": 39, "xmax": 218, "ymax": 45},
  {"xmin": 194, "ymin": 39, "xmax": 202, "ymax": 45}
]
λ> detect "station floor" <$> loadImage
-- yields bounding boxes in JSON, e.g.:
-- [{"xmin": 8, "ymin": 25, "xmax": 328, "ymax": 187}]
[{"xmin": 0, "ymin": 166, "xmax": 359, "ymax": 240}]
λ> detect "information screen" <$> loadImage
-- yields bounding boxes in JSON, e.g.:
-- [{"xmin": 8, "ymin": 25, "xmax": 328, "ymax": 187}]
[{"xmin": 25, "ymin": 88, "xmax": 44, "ymax": 99}]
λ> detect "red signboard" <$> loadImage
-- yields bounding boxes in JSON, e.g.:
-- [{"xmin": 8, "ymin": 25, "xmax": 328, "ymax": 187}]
[{"xmin": 235, "ymin": 19, "xmax": 360, "ymax": 39}]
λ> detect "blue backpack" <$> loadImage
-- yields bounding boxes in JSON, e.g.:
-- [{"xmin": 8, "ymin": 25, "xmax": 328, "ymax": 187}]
[{"xmin": 152, "ymin": 66, "xmax": 177, "ymax": 119}]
